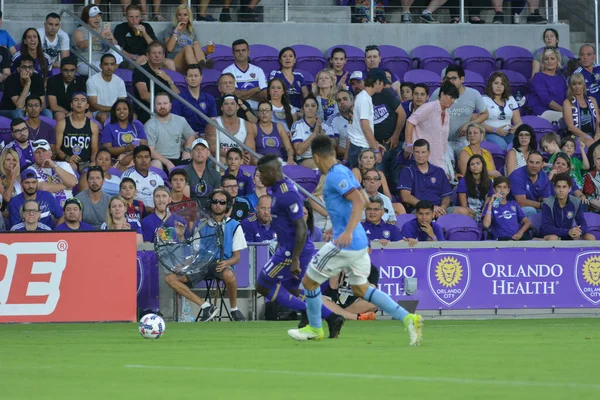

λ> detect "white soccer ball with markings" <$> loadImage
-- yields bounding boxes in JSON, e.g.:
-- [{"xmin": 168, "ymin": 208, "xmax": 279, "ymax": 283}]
[{"xmin": 139, "ymin": 314, "xmax": 166, "ymax": 339}]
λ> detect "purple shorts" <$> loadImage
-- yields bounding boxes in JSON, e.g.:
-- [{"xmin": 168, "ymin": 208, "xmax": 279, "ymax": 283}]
[{"xmin": 257, "ymin": 246, "xmax": 314, "ymax": 291}]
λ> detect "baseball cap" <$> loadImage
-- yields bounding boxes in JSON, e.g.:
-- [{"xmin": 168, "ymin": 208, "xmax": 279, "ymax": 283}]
[
  {"xmin": 349, "ymin": 71, "xmax": 364, "ymax": 82},
  {"xmin": 72, "ymin": 91, "xmax": 88, "ymax": 100},
  {"xmin": 89, "ymin": 6, "xmax": 103, "ymax": 18},
  {"xmin": 63, "ymin": 197, "xmax": 83, "ymax": 211},
  {"xmin": 222, "ymin": 94, "xmax": 240, "ymax": 104},
  {"xmin": 32, "ymin": 139, "xmax": 51, "ymax": 152},
  {"xmin": 367, "ymin": 68, "xmax": 391, "ymax": 85},
  {"xmin": 21, "ymin": 170, "xmax": 39, "ymax": 182},
  {"xmin": 192, "ymin": 138, "xmax": 209, "ymax": 149}
]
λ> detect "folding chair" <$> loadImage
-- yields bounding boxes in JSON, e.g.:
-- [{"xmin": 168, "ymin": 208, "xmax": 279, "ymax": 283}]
[{"xmin": 197, "ymin": 277, "xmax": 232, "ymax": 321}]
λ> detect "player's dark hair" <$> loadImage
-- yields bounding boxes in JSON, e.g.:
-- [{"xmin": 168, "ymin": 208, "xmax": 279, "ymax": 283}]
[
  {"xmin": 465, "ymin": 154, "xmax": 490, "ymax": 201},
  {"xmin": 169, "ymin": 168, "xmax": 189, "ymax": 183},
  {"xmin": 311, "ymin": 135, "xmax": 335, "ymax": 157},
  {"xmin": 257, "ymin": 154, "xmax": 280, "ymax": 167},
  {"xmin": 415, "ymin": 200, "xmax": 434, "ymax": 212},
  {"xmin": 221, "ymin": 174, "xmax": 238, "ymax": 185},
  {"xmin": 413, "ymin": 138, "xmax": 430, "ymax": 151},
  {"xmin": 445, "ymin": 65, "xmax": 465, "ymax": 79},
  {"xmin": 120, "ymin": 177, "xmax": 137, "ymax": 189},
  {"xmin": 552, "ymin": 172, "xmax": 573, "ymax": 187},
  {"xmin": 493, "ymin": 176, "xmax": 510, "ymax": 188},
  {"xmin": 133, "ymin": 145, "xmax": 151, "ymax": 158},
  {"xmin": 303, "ymin": 199, "xmax": 315, "ymax": 237},
  {"xmin": 226, "ymin": 147, "xmax": 243, "ymax": 160},
  {"xmin": 440, "ymin": 82, "xmax": 460, "ymax": 99}
]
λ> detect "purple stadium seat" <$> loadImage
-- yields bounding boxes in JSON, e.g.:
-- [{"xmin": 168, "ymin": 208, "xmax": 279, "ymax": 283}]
[
  {"xmin": 527, "ymin": 212, "xmax": 543, "ymax": 238},
  {"xmin": 163, "ymin": 69, "xmax": 187, "ymax": 93},
  {"xmin": 282, "ymin": 164, "xmax": 319, "ymax": 194},
  {"xmin": 24, "ymin": 116, "xmax": 57, "ymax": 128},
  {"xmin": 108, "ymin": 167, "xmax": 123, "ymax": 177},
  {"xmin": 454, "ymin": 45, "xmax": 495, "ymax": 80},
  {"xmin": 114, "ymin": 68, "xmax": 133, "ymax": 83},
  {"xmin": 149, "ymin": 166, "xmax": 169, "ymax": 182},
  {"xmin": 296, "ymin": 69, "xmax": 315, "ymax": 87},
  {"xmin": 495, "ymin": 46, "xmax": 533, "ymax": 80},
  {"xmin": 249, "ymin": 44, "xmax": 280, "ymax": 77},
  {"xmin": 521, "ymin": 115, "xmax": 557, "ymax": 145},
  {"xmin": 200, "ymin": 68, "xmax": 222, "ymax": 98},
  {"xmin": 480, "ymin": 140, "xmax": 506, "ymax": 172},
  {"xmin": 436, "ymin": 214, "xmax": 482, "ymax": 241},
  {"xmin": 292, "ymin": 44, "xmax": 327, "ymax": 78},
  {"xmin": 463, "ymin": 70, "xmax": 485, "ymax": 94},
  {"xmin": 585, "ymin": 212, "xmax": 600, "ymax": 239},
  {"xmin": 411, "ymin": 45, "xmax": 453, "ymax": 75},
  {"xmin": 205, "ymin": 44, "xmax": 235, "ymax": 72},
  {"xmin": 378, "ymin": 45, "xmax": 411, "ymax": 81},
  {"xmin": 494, "ymin": 69, "xmax": 530, "ymax": 99},
  {"xmin": 403, "ymin": 69, "xmax": 441, "ymax": 93},
  {"xmin": 395, "ymin": 214, "xmax": 416, "ymax": 231},
  {"xmin": 52, "ymin": 67, "xmax": 60, "ymax": 76},
  {"xmin": 0, "ymin": 117, "xmax": 12, "ymax": 144},
  {"xmin": 326, "ymin": 45, "xmax": 366, "ymax": 74},
  {"xmin": 535, "ymin": 46, "xmax": 575, "ymax": 61}
]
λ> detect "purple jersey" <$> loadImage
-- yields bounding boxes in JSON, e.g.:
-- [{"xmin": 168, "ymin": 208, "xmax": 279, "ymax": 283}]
[
  {"xmin": 269, "ymin": 177, "xmax": 309, "ymax": 251},
  {"xmin": 141, "ymin": 212, "xmax": 165, "ymax": 242},
  {"xmin": 483, "ymin": 200, "xmax": 526, "ymax": 239},
  {"xmin": 362, "ymin": 220, "xmax": 403, "ymax": 242},
  {"xmin": 225, "ymin": 168, "xmax": 254, "ymax": 197},
  {"xmin": 241, "ymin": 214, "xmax": 275, "ymax": 243},
  {"xmin": 254, "ymin": 122, "xmax": 286, "ymax": 159},
  {"xmin": 102, "ymin": 120, "xmax": 147, "ymax": 148},
  {"xmin": 4, "ymin": 140, "xmax": 35, "ymax": 170},
  {"xmin": 55, "ymin": 221, "xmax": 95, "ymax": 231}
]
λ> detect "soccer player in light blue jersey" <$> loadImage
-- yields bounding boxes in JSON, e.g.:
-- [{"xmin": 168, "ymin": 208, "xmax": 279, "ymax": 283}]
[{"xmin": 288, "ymin": 135, "xmax": 424, "ymax": 345}]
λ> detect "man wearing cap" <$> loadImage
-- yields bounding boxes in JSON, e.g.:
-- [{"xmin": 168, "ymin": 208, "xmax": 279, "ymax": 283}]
[
  {"xmin": 86, "ymin": 53, "xmax": 128, "ymax": 125},
  {"xmin": 37, "ymin": 13, "xmax": 70, "ymax": 68},
  {"xmin": 216, "ymin": 73, "xmax": 257, "ymax": 123},
  {"xmin": 346, "ymin": 68, "xmax": 389, "ymax": 169},
  {"xmin": 123, "ymin": 145, "xmax": 165, "ymax": 210},
  {"xmin": 172, "ymin": 64, "xmax": 217, "ymax": 136},
  {"xmin": 183, "ymin": 138, "xmax": 221, "ymax": 209},
  {"xmin": 9, "ymin": 169, "xmax": 62, "ymax": 229},
  {"xmin": 76, "ymin": 165, "xmax": 112, "ymax": 229},
  {"xmin": 2, "ymin": 118, "xmax": 35, "ymax": 170},
  {"xmin": 55, "ymin": 92, "xmax": 99, "ymax": 173},
  {"xmin": 0, "ymin": 55, "xmax": 48, "ymax": 119},
  {"xmin": 47, "ymin": 56, "xmax": 87, "ymax": 122},
  {"xmin": 349, "ymin": 71, "xmax": 365, "ymax": 95},
  {"xmin": 25, "ymin": 95, "xmax": 57, "ymax": 152},
  {"xmin": 55, "ymin": 198, "xmax": 95, "ymax": 231},
  {"xmin": 222, "ymin": 39, "xmax": 267, "ymax": 110},
  {"xmin": 144, "ymin": 92, "xmax": 196, "ymax": 172},
  {"xmin": 27, "ymin": 139, "xmax": 78, "ymax": 207}
]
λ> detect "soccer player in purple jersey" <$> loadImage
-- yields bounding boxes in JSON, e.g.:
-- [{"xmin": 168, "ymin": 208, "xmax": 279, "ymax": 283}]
[{"xmin": 256, "ymin": 154, "xmax": 345, "ymax": 338}]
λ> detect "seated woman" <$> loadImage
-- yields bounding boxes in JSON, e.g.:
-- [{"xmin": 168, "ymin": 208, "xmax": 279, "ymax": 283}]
[
  {"xmin": 563, "ymin": 73, "xmax": 600, "ymax": 149},
  {"xmin": 528, "ymin": 48, "xmax": 567, "ymax": 122},
  {"xmin": 457, "ymin": 123, "xmax": 501, "ymax": 178},
  {"xmin": 72, "ymin": 5, "xmax": 121, "ymax": 76},
  {"xmin": 244, "ymin": 101, "xmax": 295, "ymax": 165},
  {"xmin": 291, "ymin": 94, "xmax": 331, "ymax": 169},
  {"xmin": 547, "ymin": 152, "xmax": 589, "ymax": 204},
  {"xmin": 482, "ymin": 71, "xmax": 522, "ymax": 150},
  {"xmin": 452, "ymin": 154, "xmax": 494, "ymax": 222},
  {"xmin": 482, "ymin": 176, "xmax": 531, "ymax": 241},
  {"xmin": 352, "ymin": 148, "xmax": 393, "ymax": 198},
  {"xmin": 583, "ymin": 145, "xmax": 600, "ymax": 212},
  {"xmin": 100, "ymin": 195, "xmax": 143, "ymax": 243},
  {"xmin": 11, "ymin": 28, "xmax": 52, "ymax": 80},
  {"xmin": 163, "ymin": 4, "xmax": 209, "ymax": 73},
  {"xmin": 269, "ymin": 47, "xmax": 309, "ymax": 109},
  {"xmin": 78, "ymin": 148, "xmax": 122, "ymax": 196},
  {"xmin": 0, "ymin": 149, "xmax": 22, "ymax": 207},
  {"xmin": 532, "ymin": 28, "xmax": 571, "ymax": 77},
  {"xmin": 505, "ymin": 124, "xmax": 537, "ymax": 176},
  {"xmin": 312, "ymin": 69, "xmax": 338, "ymax": 122},
  {"xmin": 10, "ymin": 199, "xmax": 51, "ymax": 231},
  {"xmin": 303, "ymin": 199, "xmax": 326, "ymax": 243},
  {"xmin": 267, "ymin": 78, "xmax": 299, "ymax": 133},
  {"xmin": 329, "ymin": 47, "xmax": 349, "ymax": 90},
  {"xmin": 102, "ymin": 99, "xmax": 148, "ymax": 170}
]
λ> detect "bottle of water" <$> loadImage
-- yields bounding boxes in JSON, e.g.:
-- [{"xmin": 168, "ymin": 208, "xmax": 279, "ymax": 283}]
[{"xmin": 492, "ymin": 193, "xmax": 503, "ymax": 209}]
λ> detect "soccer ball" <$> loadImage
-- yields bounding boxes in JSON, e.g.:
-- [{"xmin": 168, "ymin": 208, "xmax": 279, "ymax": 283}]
[{"xmin": 138, "ymin": 313, "xmax": 166, "ymax": 339}]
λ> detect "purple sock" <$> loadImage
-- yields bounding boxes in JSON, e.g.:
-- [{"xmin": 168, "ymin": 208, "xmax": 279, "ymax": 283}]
[{"xmin": 267, "ymin": 284, "xmax": 334, "ymax": 318}]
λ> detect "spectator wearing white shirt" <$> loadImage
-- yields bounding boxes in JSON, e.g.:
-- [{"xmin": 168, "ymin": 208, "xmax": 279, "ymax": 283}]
[
  {"xmin": 324, "ymin": 89, "xmax": 353, "ymax": 160},
  {"xmin": 222, "ymin": 39, "xmax": 267, "ymax": 110},
  {"xmin": 37, "ymin": 13, "xmax": 70, "ymax": 68},
  {"xmin": 122, "ymin": 145, "xmax": 165, "ymax": 210},
  {"xmin": 481, "ymin": 72, "xmax": 523, "ymax": 151},
  {"xmin": 86, "ymin": 54, "xmax": 127, "ymax": 126}
]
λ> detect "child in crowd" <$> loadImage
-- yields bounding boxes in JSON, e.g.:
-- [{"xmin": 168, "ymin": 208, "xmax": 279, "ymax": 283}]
[
  {"xmin": 400, "ymin": 82, "xmax": 414, "ymax": 102},
  {"xmin": 558, "ymin": 137, "xmax": 588, "ymax": 188},
  {"xmin": 119, "ymin": 177, "xmax": 147, "ymax": 221},
  {"xmin": 482, "ymin": 176, "xmax": 531, "ymax": 240},
  {"xmin": 169, "ymin": 169, "xmax": 190, "ymax": 203}
]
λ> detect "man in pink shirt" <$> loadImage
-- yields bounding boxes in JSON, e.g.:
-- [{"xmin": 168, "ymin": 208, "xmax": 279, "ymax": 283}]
[{"xmin": 403, "ymin": 82, "xmax": 459, "ymax": 173}]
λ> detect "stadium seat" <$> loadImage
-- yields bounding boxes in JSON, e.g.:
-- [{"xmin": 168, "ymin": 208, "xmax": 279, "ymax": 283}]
[
  {"xmin": 296, "ymin": 69, "xmax": 315, "ymax": 88},
  {"xmin": 403, "ymin": 69, "xmax": 441, "ymax": 93},
  {"xmin": 453, "ymin": 45, "xmax": 495, "ymax": 80},
  {"xmin": 521, "ymin": 115, "xmax": 557, "ymax": 145},
  {"xmin": 435, "ymin": 214, "xmax": 482, "ymax": 241},
  {"xmin": 495, "ymin": 46, "xmax": 533, "ymax": 80},
  {"xmin": 205, "ymin": 44, "xmax": 235, "ymax": 71},
  {"xmin": 0, "ymin": 116, "xmax": 12, "ymax": 136},
  {"xmin": 584, "ymin": 212, "xmax": 600, "ymax": 239},
  {"xmin": 249, "ymin": 44, "xmax": 280, "ymax": 77},
  {"xmin": 527, "ymin": 212, "xmax": 543, "ymax": 238},
  {"xmin": 463, "ymin": 70, "xmax": 485, "ymax": 94},
  {"xmin": 480, "ymin": 140, "xmax": 506, "ymax": 172},
  {"xmin": 326, "ymin": 45, "xmax": 366, "ymax": 73},
  {"xmin": 115, "ymin": 68, "xmax": 134, "ymax": 95},
  {"xmin": 200, "ymin": 68, "xmax": 222, "ymax": 98},
  {"xmin": 240, "ymin": 164, "xmax": 257, "ymax": 177},
  {"xmin": 535, "ymin": 46, "xmax": 575, "ymax": 61},
  {"xmin": 291, "ymin": 44, "xmax": 327, "ymax": 78},
  {"xmin": 282, "ymin": 164, "xmax": 319, "ymax": 194},
  {"xmin": 411, "ymin": 45, "xmax": 453, "ymax": 76},
  {"xmin": 378, "ymin": 45, "xmax": 411, "ymax": 81},
  {"xmin": 395, "ymin": 213, "xmax": 416, "ymax": 231}
]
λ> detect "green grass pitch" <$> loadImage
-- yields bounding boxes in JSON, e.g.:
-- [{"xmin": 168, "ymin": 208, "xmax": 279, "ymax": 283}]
[{"xmin": 1, "ymin": 319, "xmax": 598, "ymax": 400}]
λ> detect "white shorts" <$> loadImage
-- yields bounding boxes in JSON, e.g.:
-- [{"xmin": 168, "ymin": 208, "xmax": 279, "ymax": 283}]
[{"xmin": 306, "ymin": 242, "xmax": 371, "ymax": 286}]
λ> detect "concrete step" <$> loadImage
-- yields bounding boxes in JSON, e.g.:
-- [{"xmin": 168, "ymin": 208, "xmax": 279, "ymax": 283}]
[
  {"xmin": 265, "ymin": 6, "xmax": 351, "ymax": 24},
  {"xmin": 3, "ymin": 4, "xmax": 73, "ymax": 21},
  {"xmin": 570, "ymin": 31, "xmax": 588, "ymax": 43}
]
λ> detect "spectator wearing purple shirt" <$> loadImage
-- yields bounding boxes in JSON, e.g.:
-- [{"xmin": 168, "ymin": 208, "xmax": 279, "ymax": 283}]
[
  {"xmin": 9, "ymin": 199, "xmax": 52, "ymax": 232},
  {"xmin": 102, "ymin": 99, "xmax": 148, "ymax": 166},
  {"xmin": 482, "ymin": 176, "xmax": 531, "ymax": 241},
  {"xmin": 528, "ymin": 48, "xmax": 567, "ymax": 122},
  {"xmin": 361, "ymin": 196, "xmax": 402, "ymax": 245},
  {"xmin": 171, "ymin": 64, "xmax": 217, "ymax": 135},
  {"xmin": 9, "ymin": 169, "xmax": 62, "ymax": 228},
  {"xmin": 224, "ymin": 148, "xmax": 254, "ymax": 197},
  {"xmin": 401, "ymin": 200, "xmax": 445, "ymax": 246},
  {"xmin": 24, "ymin": 96, "xmax": 56, "ymax": 152},
  {"xmin": 2, "ymin": 118, "xmax": 35, "ymax": 170},
  {"xmin": 303, "ymin": 199, "xmax": 327, "ymax": 243},
  {"xmin": 241, "ymin": 194, "xmax": 275, "ymax": 243},
  {"xmin": 541, "ymin": 173, "xmax": 594, "ymax": 241},
  {"xmin": 398, "ymin": 139, "xmax": 452, "ymax": 216},
  {"xmin": 54, "ymin": 197, "xmax": 95, "ymax": 231},
  {"xmin": 269, "ymin": 47, "xmax": 308, "ymax": 109},
  {"xmin": 141, "ymin": 186, "xmax": 171, "ymax": 242},
  {"xmin": 508, "ymin": 151, "xmax": 551, "ymax": 217}
]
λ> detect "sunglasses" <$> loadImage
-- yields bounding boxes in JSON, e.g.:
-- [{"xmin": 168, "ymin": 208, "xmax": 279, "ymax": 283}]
[
  {"xmin": 211, "ymin": 199, "xmax": 227, "ymax": 205},
  {"xmin": 498, "ymin": 104, "xmax": 506, "ymax": 120}
]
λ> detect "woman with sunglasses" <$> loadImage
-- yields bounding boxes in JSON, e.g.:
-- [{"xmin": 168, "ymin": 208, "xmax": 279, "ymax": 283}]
[
  {"xmin": 505, "ymin": 124, "xmax": 537, "ymax": 176},
  {"xmin": 244, "ymin": 101, "xmax": 295, "ymax": 165},
  {"xmin": 481, "ymin": 72, "xmax": 522, "ymax": 151}
]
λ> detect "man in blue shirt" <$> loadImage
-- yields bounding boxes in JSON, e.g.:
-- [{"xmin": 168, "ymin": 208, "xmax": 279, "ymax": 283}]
[
  {"xmin": 288, "ymin": 136, "xmax": 423, "ymax": 345},
  {"xmin": 401, "ymin": 200, "xmax": 445, "ymax": 246},
  {"xmin": 9, "ymin": 170, "xmax": 62, "ymax": 228},
  {"xmin": 256, "ymin": 154, "xmax": 344, "ymax": 338},
  {"xmin": 241, "ymin": 195, "xmax": 275, "ymax": 243},
  {"xmin": 171, "ymin": 64, "xmax": 217, "ymax": 135},
  {"xmin": 224, "ymin": 148, "xmax": 254, "ymax": 197},
  {"xmin": 509, "ymin": 151, "xmax": 551, "ymax": 217},
  {"xmin": 541, "ymin": 173, "xmax": 595, "ymax": 241},
  {"xmin": 574, "ymin": 45, "xmax": 600, "ymax": 105},
  {"xmin": 361, "ymin": 196, "xmax": 402, "ymax": 244},
  {"xmin": 398, "ymin": 138, "xmax": 452, "ymax": 216},
  {"xmin": 221, "ymin": 174, "xmax": 252, "ymax": 221}
]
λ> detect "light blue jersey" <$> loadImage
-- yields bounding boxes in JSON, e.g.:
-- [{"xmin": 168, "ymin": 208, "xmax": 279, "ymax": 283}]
[{"xmin": 323, "ymin": 164, "xmax": 369, "ymax": 251}]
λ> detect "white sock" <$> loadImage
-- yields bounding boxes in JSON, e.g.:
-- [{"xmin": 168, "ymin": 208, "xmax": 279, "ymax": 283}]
[
  {"xmin": 201, "ymin": 302, "xmax": 211, "ymax": 309},
  {"xmin": 230, "ymin": 307, "xmax": 238, "ymax": 312}
]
